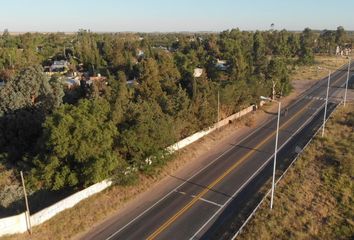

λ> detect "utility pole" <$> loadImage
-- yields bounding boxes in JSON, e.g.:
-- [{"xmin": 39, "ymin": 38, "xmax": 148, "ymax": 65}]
[
  {"xmin": 322, "ymin": 71, "xmax": 331, "ymax": 137},
  {"xmin": 260, "ymin": 96, "xmax": 281, "ymax": 209},
  {"xmin": 20, "ymin": 171, "xmax": 32, "ymax": 234},
  {"xmin": 270, "ymin": 100, "xmax": 281, "ymax": 209},
  {"xmin": 344, "ymin": 58, "xmax": 351, "ymax": 106},
  {"xmin": 217, "ymin": 90, "xmax": 220, "ymax": 129}
]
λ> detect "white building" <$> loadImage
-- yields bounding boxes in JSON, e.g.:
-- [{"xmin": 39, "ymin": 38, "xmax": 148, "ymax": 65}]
[
  {"xmin": 50, "ymin": 60, "xmax": 69, "ymax": 72},
  {"xmin": 216, "ymin": 59, "xmax": 228, "ymax": 71},
  {"xmin": 193, "ymin": 68, "xmax": 203, "ymax": 78}
]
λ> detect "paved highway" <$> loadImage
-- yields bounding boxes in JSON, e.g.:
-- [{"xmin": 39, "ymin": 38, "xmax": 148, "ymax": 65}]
[{"xmin": 83, "ymin": 63, "xmax": 351, "ymax": 240}]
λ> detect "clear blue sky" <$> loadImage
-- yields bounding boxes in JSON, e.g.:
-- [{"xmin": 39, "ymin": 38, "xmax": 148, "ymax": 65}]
[{"xmin": 1, "ymin": 0, "xmax": 354, "ymax": 32}]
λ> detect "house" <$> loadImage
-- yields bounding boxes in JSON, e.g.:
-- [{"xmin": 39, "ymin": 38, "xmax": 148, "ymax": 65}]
[
  {"xmin": 64, "ymin": 78, "xmax": 81, "ymax": 90},
  {"xmin": 88, "ymin": 74, "xmax": 107, "ymax": 83},
  {"xmin": 193, "ymin": 68, "xmax": 203, "ymax": 78},
  {"xmin": 216, "ymin": 59, "xmax": 228, "ymax": 71},
  {"xmin": 137, "ymin": 49, "xmax": 145, "ymax": 58},
  {"xmin": 50, "ymin": 60, "xmax": 69, "ymax": 72},
  {"xmin": 127, "ymin": 78, "xmax": 141, "ymax": 86}
]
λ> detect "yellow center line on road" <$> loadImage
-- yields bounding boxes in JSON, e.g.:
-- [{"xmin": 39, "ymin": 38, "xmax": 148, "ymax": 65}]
[{"xmin": 146, "ymin": 98, "xmax": 316, "ymax": 240}]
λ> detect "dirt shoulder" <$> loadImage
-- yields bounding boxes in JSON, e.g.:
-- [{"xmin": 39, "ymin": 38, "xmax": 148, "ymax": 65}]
[{"xmin": 1, "ymin": 55, "xmax": 347, "ymax": 240}]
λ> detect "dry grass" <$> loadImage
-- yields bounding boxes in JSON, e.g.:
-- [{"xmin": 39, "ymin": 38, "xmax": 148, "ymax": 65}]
[
  {"xmin": 237, "ymin": 104, "xmax": 354, "ymax": 240},
  {"xmin": 290, "ymin": 55, "xmax": 350, "ymax": 82}
]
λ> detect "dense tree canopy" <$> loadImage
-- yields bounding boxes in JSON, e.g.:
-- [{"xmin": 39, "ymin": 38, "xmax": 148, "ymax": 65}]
[
  {"xmin": 32, "ymin": 98, "xmax": 123, "ymax": 190},
  {"xmin": 0, "ymin": 26, "xmax": 352, "ymax": 190}
]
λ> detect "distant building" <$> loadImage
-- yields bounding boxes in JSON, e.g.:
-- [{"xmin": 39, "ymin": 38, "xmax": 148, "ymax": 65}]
[
  {"xmin": 137, "ymin": 49, "xmax": 145, "ymax": 58},
  {"xmin": 336, "ymin": 46, "xmax": 340, "ymax": 55},
  {"xmin": 50, "ymin": 60, "xmax": 69, "ymax": 72},
  {"xmin": 64, "ymin": 78, "xmax": 81, "ymax": 90},
  {"xmin": 216, "ymin": 59, "xmax": 228, "ymax": 71},
  {"xmin": 193, "ymin": 68, "xmax": 203, "ymax": 78},
  {"xmin": 127, "ymin": 79, "xmax": 139, "ymax": 86},
  {"xmin": 88, "ymin": 74, "xmax": 107, "ymax": 83}
]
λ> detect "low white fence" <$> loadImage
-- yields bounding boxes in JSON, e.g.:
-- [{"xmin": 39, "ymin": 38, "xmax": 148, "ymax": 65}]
[
  {"xmin": 0, "ymin": 180, "xmax": 112, "ymax": 236},
  {"xmin": 0, "ymin": 212, "xmax": 28, "ymax": 236},
  {"xmin": 30, "ymin": 180, "xmax": 112, "ymax": 227},
  {"xmin": 168, "ymin": 105, "xmax": 254, "ymax": 152},
  {"xmin": 0, "ymin": 105, "xmax": 255, "ymax": 237}
]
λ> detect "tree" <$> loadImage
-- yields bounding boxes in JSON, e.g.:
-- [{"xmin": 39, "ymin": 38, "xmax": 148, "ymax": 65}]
[
  {"xmin": 110, "ymin": 71, "xmax": 129, "ymax": 125},
  {"xmin": 118, "ymin": 100, "xmax": 176, "ymax": 169},
  {"xmin": 135, "ymin": 58, "xmax": 164, "ymax": 103},
  {"xmin": 252, "ymin": 31, "xmax": 268, "ymax": 76},
  {"xmin": 287, "ymin": 33, "xmax": 301, "ymax": 57},
  {"xmin": 0, "ymin": 66, "xmax": 62, "ymax": 114},
  {"xmin": 266, "ymin": 58, "xmax": 290, "ymax": 99},
  {"xmin": 227, "ymin": 44, "xmax": 247, "ymax": 82},
  {"xmin": 274, "ymin": 30, "xmax": 291, "ymax": 57},
  {"xmin": 299, "ymin": 28, "xmax": 315, "ymax": 65},
  {"xmin": 0, "ymin": 66, "xmax": 63, "ymax": 162},
  {"xmin": 335, "ymin": 26, "xmax": 347, "ymax": 47},
  {"xmin": 318, "ymin": 30, "xmax": 336, "ymax": 54},
  {"xmin": 32, "ymin": 98, "xmax": 123, "ymax": 190}
]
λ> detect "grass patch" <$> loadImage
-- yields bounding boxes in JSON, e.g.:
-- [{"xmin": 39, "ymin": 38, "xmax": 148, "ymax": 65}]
[
  {"xmin": 290, "ymin": 55, "xmax": 349, "ymax": 82},
  {"xmin": 237, "ymin": 104, "xmax": 354, "ymax": 240}
]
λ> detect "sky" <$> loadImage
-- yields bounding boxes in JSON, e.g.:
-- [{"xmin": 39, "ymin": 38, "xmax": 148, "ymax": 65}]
[{"xmin": 1, "ymin": 0, "xmax": 354, "ymax": 32}]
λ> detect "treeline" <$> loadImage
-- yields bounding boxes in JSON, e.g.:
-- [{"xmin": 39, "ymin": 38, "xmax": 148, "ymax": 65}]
[{"xmin": 0, "ymin": 27, "xmax": 351, "ymax": 191}]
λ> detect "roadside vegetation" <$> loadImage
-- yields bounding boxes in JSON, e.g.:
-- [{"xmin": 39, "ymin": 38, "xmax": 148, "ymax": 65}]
[{"xmin": 237, "ymin": 104, "xmax": 354, "ymax": 240}]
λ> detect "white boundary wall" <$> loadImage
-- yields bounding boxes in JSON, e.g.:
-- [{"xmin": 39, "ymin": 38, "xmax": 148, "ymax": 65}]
[
  {"xmin": 30, "ymin": 180, "xmax": 112, "ymax": 226},
  {"xmin": 0, "ymin": 105, "xmax": 255, "ymax": 237},
  {"xmin": 0, "ymin": 212, "xmax": 28, "ymax": 236},
  {"xmin": 168, "ymin": 105, "xmax": 254, "ymax": 152}
]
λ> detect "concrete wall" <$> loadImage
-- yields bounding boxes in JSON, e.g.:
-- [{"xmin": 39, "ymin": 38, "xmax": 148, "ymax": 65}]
[
  {"xmin": 30, "ymin": 180, "xmax": 112, "ymax": 226},
  {"xmin": 0, "ymin": 181, "xmax": 112, "ymax": 237},
  {"xmin": 0, "ymin": 212, "xmax": 28, "ymax": 236},
  {"xmin": 167, "ymin": 105, "xmax": 254, "ymax": 152},
  {"xmin": 0, "ymin": 105, "xmax": 254, "ymax": 237}
]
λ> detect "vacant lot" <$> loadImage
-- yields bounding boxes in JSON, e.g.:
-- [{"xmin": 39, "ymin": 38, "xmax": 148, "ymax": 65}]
[
  {"xmin": 290, "ymin": 55, "xmax": 349, "ymax": 82},
  {"xmin": 237, "ymin": 104, "xmax": 354, "ymax": 240}
]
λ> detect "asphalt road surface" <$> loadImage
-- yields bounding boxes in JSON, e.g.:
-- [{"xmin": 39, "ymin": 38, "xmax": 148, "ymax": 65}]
[{"xmin": 83, "ymin": 63, "xmax": 351, "ymax": 240}]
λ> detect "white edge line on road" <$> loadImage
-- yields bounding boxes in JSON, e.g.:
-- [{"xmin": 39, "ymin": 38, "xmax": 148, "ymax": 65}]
[
  {"xmin": 175, "ymin": 191, "xmax": 223, "ymax": 208},
  {"xmin": 189, "ymin": 101, "xmax": 327, "ymax": 240},
  {"xmin": 105, "ymin": 66, "xmax": 347, "ymax": 240}
]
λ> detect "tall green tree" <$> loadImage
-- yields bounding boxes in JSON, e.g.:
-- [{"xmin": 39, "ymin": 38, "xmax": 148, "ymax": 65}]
[
  {"xmin": 118, "ymin": 100, "xmax": 176, "ymax": 169},
  {"xmin": 252, "ymin": 31, "xmax": 268, "ymax": 76},
  {"xmin": 299, "ymin": 28, "xmax": 315, "ymax": 64},
  {"xmin": 32, "ymin": 98, "xmax": 123, "ymax": 190},
  {"xmin": 110, "ymin": 71, "xmax": 130, "ymax": 125},
  {"xmin": 267, "ymin": 58, "xmax": 290, "ymax": 98},
  {"xmin": 0, "ymin": 66, "xmax": 63, "ymax": 162},
  {"xmin": 335, "ymin": 26, "xmax": 347, "ymax": 47}
]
